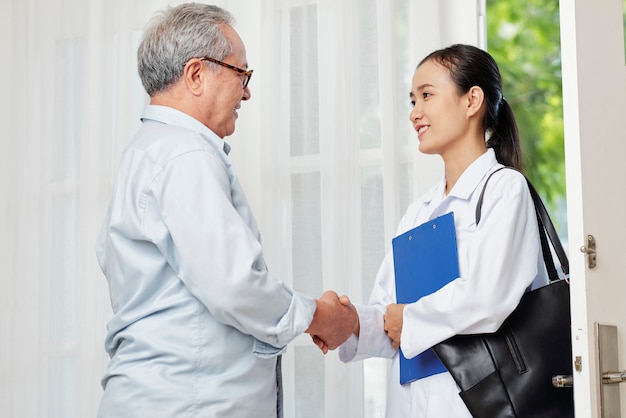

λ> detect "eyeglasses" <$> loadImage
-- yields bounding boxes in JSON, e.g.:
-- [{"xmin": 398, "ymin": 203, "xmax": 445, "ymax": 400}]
[{"xmin": 199, "ymin": 57, "xmax": 253, "ymax": 88}]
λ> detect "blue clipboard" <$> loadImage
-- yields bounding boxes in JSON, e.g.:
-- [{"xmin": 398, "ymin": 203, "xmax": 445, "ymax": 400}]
[{"xmin": 392, "ymin": 212, "xmax": 460, "ymax": 384}]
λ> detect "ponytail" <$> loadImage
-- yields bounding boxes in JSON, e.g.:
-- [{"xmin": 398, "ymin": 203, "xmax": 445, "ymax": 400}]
[{"xmin": 487, "ymin": 98, "xmax": 523, "ymax": 171}]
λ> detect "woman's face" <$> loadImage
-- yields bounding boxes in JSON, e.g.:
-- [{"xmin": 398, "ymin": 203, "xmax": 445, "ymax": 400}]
[{"xmin": 408, "ymin": 60, "xmax": 471, "ymax": 157}]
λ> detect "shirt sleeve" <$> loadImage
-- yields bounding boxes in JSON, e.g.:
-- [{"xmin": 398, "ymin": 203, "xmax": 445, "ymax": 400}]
[
  {"xmin": 400, "ymin": 171, "xmax": 540, "ymax": 359},
  {"xmin": 339, "ymin": 251, "xmax": 398, "ymax": 362},
  {"xmin": 145, "ymin": 148, "xmax": 315, "ymax": 349}
]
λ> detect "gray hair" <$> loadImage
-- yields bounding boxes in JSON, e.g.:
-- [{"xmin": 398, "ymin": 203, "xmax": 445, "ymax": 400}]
[{"xmin": 137, "ymin": 3, "xmax": 235, "ymax": 96}]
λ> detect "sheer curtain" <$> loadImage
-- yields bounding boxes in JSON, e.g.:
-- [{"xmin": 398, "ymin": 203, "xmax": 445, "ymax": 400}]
[{"xmin": 0, "ymin": 0, "xmax": 482, "ymax": 417}]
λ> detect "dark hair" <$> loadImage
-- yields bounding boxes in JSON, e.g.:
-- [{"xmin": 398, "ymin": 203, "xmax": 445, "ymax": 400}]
[{"xmin": 418, "ymin": 44, "xmax": 523, "ymax": 171}]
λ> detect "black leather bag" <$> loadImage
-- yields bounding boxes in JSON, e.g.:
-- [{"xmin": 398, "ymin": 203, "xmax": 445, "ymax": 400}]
[{"xmin": 432, "ymin": 168, "xmax": 574, "ymax": 418}]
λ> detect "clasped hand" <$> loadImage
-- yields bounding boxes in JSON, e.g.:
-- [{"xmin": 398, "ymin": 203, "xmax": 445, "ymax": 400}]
[
  {"xmin": 307, "ymin": 292, "xmax": 407, "ymax": 353},
  {"xmin": 306, "ymin": 291, "xmax": 358, "ymax": 354}
]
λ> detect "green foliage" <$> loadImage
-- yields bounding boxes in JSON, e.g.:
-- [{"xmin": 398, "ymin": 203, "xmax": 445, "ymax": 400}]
[{"xmin": 486, "ymin": 0, "xmax": 565, "ymax": 208}]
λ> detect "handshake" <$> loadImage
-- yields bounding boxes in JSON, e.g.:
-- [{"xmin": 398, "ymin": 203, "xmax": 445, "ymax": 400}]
[
  {"xmin": 305, "ymin": 291, "xmax": 358, "ymax": 354},
  {"xmin": 305, "ymin": 291, "xmax": 406, "ymax": 354}
]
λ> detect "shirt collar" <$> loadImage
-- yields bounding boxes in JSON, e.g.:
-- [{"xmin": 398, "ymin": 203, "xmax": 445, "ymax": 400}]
[
  {"xmin": 447, "ymin": 148, "xmax": 500, "ymax": 200},
  {"xmin": 140, "ymin": 105, "xmax": 231, "ymax": 155},
  {"xmin": 418, "ymin": 148, "xmax": 501, "ymax": 204}
]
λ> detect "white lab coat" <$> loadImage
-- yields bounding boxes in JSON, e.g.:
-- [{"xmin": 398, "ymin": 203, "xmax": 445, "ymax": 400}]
[{"xmin": 339, "ymin": 149, "xmax": 547, "ymax": 417}]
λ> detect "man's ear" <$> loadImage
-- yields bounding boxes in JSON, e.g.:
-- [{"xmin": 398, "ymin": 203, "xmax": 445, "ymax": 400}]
[
  {"xmin": 466, "ymin": 86, "xmax": 485, "ymax": 117},
  {"xmin": 182, "ymin": 59, "xmax": 206, "ymax": 96}
]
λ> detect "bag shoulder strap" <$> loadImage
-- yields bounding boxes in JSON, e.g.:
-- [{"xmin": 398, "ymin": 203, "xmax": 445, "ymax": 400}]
[
  {"xmin": 475, "ymin": 166, "xmax": 569, "ymax": 282},
  {"xmin": 475, "ymin": 167, "xmax": 507, "ymax": 226}
]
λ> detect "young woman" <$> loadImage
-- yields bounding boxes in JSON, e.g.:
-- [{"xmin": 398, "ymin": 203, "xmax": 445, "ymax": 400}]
[{"xmin": 338, "ymin": 44, "xmax": 547, "ymax": 417}]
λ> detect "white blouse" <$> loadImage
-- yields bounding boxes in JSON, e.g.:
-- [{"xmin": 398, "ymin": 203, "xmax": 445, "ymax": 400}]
[{"xmin": 339, "ymin": 149, "xmax": 547, "ymax": 417}]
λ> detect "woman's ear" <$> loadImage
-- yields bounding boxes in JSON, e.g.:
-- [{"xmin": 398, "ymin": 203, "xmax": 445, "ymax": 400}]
[{"xmin": 466, "ymin": 86, "xmax": 485, "ymax": 117}]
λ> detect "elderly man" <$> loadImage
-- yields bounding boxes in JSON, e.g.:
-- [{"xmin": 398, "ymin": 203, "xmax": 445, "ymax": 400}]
[{"xmin": 96, "ymin": 4, "xmax": 356, "ymax": 417}]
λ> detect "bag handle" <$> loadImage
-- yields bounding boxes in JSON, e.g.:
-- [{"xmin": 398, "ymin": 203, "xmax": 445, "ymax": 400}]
[{"xmin": 475, "ymin": 166, "xmax": 569, "ymax": 282}]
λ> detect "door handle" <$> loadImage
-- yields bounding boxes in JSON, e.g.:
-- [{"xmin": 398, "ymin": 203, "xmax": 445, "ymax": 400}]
[
  {"xmin": 552, "ymin": 374, "xmax": 573, "ymax": 388},
  {"xmin": 597, "ymin": 324, "xmax": 622, "ymax": 417},
  {"xmin": 603, "ymin": 371, "xmax": 626, "ymax": 385},
  {"xmin": 554, "ymin": 325, "xmax": 625, "ymax": 418},
  {"xmin": 552, "ymin": 371, "xmax": 626, "ymax": 388}
]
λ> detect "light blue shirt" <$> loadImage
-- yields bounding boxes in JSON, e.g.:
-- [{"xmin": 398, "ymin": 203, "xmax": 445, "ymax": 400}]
[{"xmin": 96, "ymin": 105, "xmax": 316, "ymax": 418}]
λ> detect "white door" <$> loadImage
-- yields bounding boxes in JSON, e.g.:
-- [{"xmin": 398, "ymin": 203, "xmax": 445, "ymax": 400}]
[{"xmin": 560, "ymin": 0, "xmax": 626, "ymax": 416}]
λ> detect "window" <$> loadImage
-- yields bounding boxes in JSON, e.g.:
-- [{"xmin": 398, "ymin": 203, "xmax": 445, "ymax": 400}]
[
  {"xmin": 274, "ymin": 1, "xmax": 428, "ymax": 416},
  {"xmin": 1, "ymin": 1, "xmax": 484, "ymax": 417}
]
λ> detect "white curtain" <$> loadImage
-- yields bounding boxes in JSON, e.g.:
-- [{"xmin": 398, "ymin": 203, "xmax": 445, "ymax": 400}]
[{"xmin": 0, "ymin": 0, "xmax": 482, "ymax": 417}]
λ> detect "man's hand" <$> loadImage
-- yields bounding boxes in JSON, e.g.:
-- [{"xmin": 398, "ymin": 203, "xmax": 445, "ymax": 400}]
[
  {"xmin": 339, "ymin": 294, "xmax": 360, "ymax": 337},
  {"xmin": 306, "ymin": 291, "xmax": 358, "ymax": 354},
  {"xmin": 383, "ymin": 303, "xmax": 406, "ymax": 349}
]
